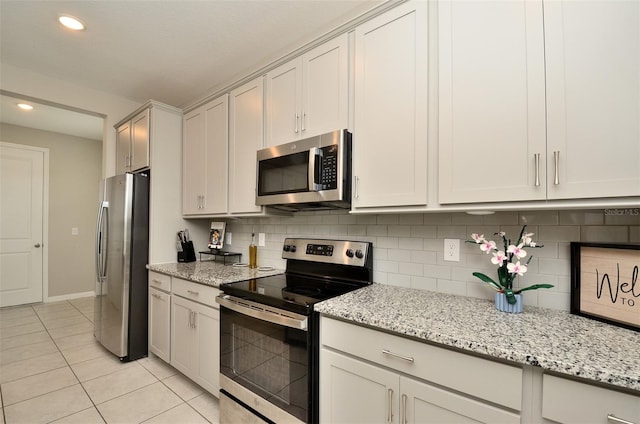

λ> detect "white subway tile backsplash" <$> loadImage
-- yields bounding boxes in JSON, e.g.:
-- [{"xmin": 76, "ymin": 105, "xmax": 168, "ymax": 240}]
[
  {"xmin": 220, "ymin": 208, "xmax": 634, "ymax": 314},
  {"xmin": 580, "ymin": 226, "xmax": 629, "ymax": 243}
]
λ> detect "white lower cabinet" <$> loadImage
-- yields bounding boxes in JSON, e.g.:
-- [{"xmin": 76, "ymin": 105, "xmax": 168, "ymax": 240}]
[
  {"xmin": 542, "ymin": 374, "xmax": 640, "ymax": 424},
  {"xmin": 148, "ymin": 271, "xmax": 220, "ymax": 397},
  {"xmin": 320, "ymin": 317, "xmax": 521, "ymax": 423},
  {"xmin": 170, "ymin": 294, "xmax": 220, "ymax": 395}
]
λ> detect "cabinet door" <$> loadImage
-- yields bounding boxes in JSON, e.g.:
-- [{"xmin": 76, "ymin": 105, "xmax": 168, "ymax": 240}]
[
  {"xmin": 545, "ymin": 0, "xmax": 640, "ymax": 199},
  {"xmin": 116, "ymin": 121, "xmax": 131, "ymax": 174},
  {"xmin": 195, "ymin": 302, "xmax": 220, "ymax": 395},
  {"xmin": 353, "ymin": 1, "xmax": 428, "ymax": 208},
  {"xmin": 320, "ymin": 348, "xmax": 398, "ymax": 423},
  {"xmin": 401, "ymin": 377, "xmax": 520, "ymax": 424},
  {"xmin": 302, "ymin": 33, "xmax": 349, "ymax": 138},
  {"xmin": 130, "ymin": 109, "xmax": 150, "ymax": 172},
  {"xmin": 438, "ymin": 0, "xmax": 546, "ymax": 203},
  {"xmin": 202, "ymin": 95, "xmax": 229, "ymax": 215},
  {"xmin": 229, "ymin": 77, "xmax": 264, "ymax": 214},
  {"xmin": 149, "ymin": 287, "xmax": 170, "ymax": 363},
  {"xmin": 265, "ymin": 58, "xmax": 302, "ymax": 147},
  {"xmin": 183, "ymin": 106, "xmax": 206, "ymax": 215},
  {"xmin": 170, "ymin": 295, "xmax": 198, "ymax": 376}
]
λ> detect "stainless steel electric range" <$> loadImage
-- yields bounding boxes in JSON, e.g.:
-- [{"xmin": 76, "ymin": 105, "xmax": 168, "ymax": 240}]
[{"xmin": 216, "ymin": 238, "xmax": 373, "ymax": 424}]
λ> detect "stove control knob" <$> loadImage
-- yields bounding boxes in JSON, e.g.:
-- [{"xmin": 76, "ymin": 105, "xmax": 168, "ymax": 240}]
[
  {"xmin": 346, "ymin": 248, "xmax": 354, "ymax": 258},
  {"xmin": 355, "ymin": 249, "xmax": 364, "ymax": 259},
  {"xmin": 283, "ymin": 245, "xmax": 291, "ymax": 252},
  {"xmin": 290, "ymin": 245, "xmax": 297, "ymax": 253}
]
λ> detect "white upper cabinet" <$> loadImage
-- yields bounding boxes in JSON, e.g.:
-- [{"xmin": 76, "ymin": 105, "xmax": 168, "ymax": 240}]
[
  {"xmin": 544, "ymin": 0, "xmax": 640, "ymax": 199},
  {"xmin": 438, "ymin": 0, "xmax": 546, "ymax": 204},
  {"xmin": 229, "ymin": 77, "xmax": 264, "ymax": 215},
  {"xmin": 439, "ymin": 0, "xmax": 640, "ymax": 205},
  {"xmin": 265, "ymin": 33, "xmax": 348, "ymax": 147},
  {"xmin": 352, "ymin": 1, "xmax": 428, "ymax": 209},
  {"xmin": 182, "ymin": 95, "xmax": 229, "ymax": 216},
  {"xmin": 116, "ymin": 108, "xmax": 150, "ymax": 174}
]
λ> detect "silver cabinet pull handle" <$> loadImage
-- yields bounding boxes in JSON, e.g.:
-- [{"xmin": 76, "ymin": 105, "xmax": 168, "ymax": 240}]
[
  {"xmin": 34, "ymin": 243, "xmax": 41, "ymax": 248},
  {"xmin": 554, "ymin": 150, "xmax": 560, "ymax": 185},
  {"xmin": 151, "ymin": 279, "xmax": 162, "ymax": 285},
  {"xmin": 387, "ymin": 388, "xmax": 394, "ymax": 423},
  {"xmin": 534, "ymin": 153, "xmax": 540, "ymax": 187},
  {"xmin": 382, "ymin": 349, "xmax": 415, "ymax": 363},
  {"xmin": 151, "ymin": 293, "xmax": 161, "ymax": 300},
  {"xmin": 607, "ymin": 415, "xmax": 636, "ymax": 424},
  {"xmin": 302, "ymin": 112, "xmax": 306, "ymax": 131},
  {"xmin": 401, "ymin": 394, "xmax": 408, "ymax": 424},
  {"xmin": 294, "ymin": 113, "xmax": 299, "ymax": 133},
  {"xmin": 354, "ymin": 176, "xmax": 359, "ymax": 199},
  {"xmin": 187, "ymin": 290, "xmax": 199, "ymax": 296}
]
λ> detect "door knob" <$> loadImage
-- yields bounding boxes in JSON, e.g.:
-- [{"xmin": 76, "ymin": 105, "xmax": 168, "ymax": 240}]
[{"xmin": 34, "ymin": 243, "xmax": 41, "ymax": 248}]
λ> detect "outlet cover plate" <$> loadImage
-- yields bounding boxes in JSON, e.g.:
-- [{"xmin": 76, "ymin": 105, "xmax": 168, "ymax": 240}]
[{"xmin": 444, "ymin": 239, "xmax": 460, "ymax": 262}]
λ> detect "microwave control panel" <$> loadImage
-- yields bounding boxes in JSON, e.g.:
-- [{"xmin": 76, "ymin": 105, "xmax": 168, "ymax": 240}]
[{"xmin": 320, "ymin": 145, "xmax": 338, "ymax": 190}]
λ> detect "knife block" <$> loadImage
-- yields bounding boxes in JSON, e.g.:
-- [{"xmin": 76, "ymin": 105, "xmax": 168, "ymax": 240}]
[{"xmin": 178, "ymin": 241, "xmax": 196, "ymax": 263}]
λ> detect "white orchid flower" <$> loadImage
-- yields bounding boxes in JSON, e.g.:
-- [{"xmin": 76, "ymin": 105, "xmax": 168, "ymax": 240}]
[
  {"xmin": 507, "ymin": 261, "xmax": 527, "ymax": 276},
  {"xmin": 491, "ymin": 250, "xmax": 507, "ymax": 265},
  {"xmin": 507, "ymin": 244, "xmax": 527, "ymax": 259},
  {"xmin": 480, "ymin": 240, "xmax": 496, "ymax": 254}
]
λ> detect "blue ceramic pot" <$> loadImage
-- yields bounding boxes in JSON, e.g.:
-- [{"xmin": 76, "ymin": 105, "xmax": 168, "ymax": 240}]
[{"xmin": 495, "ymin": 292, "xmax": 523, "ymax": 313}]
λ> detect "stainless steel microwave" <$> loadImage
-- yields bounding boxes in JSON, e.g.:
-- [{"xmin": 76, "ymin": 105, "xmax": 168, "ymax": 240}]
[{"xmin": 256, "ymin": 129, "xmax": 351, "ymax": 211}]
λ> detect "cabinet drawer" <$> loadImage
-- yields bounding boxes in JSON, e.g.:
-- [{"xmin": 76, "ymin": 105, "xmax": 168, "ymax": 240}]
[
  {"xmin": 542, "ymin": 374, "xmax": 640, "ymax": 424},
  {"xmin": 149, "ymin": 271, "xmax": 171, "ymax": 292},
  {"xmin": 321, "ymin": 317, "xmax": 522, "ymax": 411},
  {"xmin": 172, "ymin": 277, "xmax": 220, "ymax": 308}
]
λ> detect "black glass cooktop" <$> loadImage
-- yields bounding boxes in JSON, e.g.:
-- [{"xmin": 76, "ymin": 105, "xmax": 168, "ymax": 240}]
[{"xmin": 221, "ymin": 273, "xmax": 364, "ymax": 315}]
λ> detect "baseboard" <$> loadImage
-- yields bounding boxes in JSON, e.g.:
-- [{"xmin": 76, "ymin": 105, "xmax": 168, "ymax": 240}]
[{"xmin": 46, "ymin": 291, "xmax": 95, "ymax": 303}]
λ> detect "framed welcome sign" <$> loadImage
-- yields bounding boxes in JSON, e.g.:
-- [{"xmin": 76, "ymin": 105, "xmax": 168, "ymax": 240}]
[{"xmin": 570, "ymin": 242, "xmax": 639, "ymax": 331}]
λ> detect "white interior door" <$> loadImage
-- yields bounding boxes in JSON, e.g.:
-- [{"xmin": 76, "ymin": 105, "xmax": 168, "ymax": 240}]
[{"xmin": 0, "ymin": 142, "xmax": 46, "ymax": 307}]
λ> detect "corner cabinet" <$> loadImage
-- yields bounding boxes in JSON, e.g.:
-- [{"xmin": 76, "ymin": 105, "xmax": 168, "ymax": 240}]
[
  {"xmin": 265, "ymin": 33, "xmax": 349, "ymax": 147},
  {"xmin": 183, "ymin": 94, "xmax": 229, "ymax": 216},
  {"xmin": 116, "ymin": 108, "xmax": 150, "ymax": 174},
  {"xmin": 320, "ymin": 317, "xmax": 522, "ymax": 423},
  {"xmin": 229, "ymin": 77, "xmax": 265, "ymax": 215},
  {"xmin": 148, "ymin": 271, "xmax": 171, "ymax": 363},
  {"xmin": 352, "ymin": 1, "xmax": 429, "ymax": 209}
]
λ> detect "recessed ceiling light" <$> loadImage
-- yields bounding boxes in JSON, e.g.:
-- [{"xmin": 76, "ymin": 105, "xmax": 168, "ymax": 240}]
[
  {"xmin": 58, "ymin": 14, "xmax": 85, "ymax": 31},
  {"xmin": 17, "ymin": 103, "xmax": 34, "ymax": 111}
]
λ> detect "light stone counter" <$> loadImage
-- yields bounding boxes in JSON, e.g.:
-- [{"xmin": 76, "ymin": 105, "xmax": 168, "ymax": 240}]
[
  {"xmin": 147, "ymin": 261, "xmax": 284, "ymax": 287},
  {"xmin": 315, "ymin": 283, "xmax": 640, "ymax": 393}
]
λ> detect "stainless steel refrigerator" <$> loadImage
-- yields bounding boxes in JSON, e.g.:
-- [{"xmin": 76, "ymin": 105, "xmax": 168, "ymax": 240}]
[{"xmin": 95, "ymin": 172, "xmax": 149, "ymax": 361}]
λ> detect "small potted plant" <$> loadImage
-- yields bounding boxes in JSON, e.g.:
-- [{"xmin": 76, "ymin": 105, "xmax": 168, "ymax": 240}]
[{"xmin": 467, "ymin": 225, "xmax": 554, "ymax": 313}]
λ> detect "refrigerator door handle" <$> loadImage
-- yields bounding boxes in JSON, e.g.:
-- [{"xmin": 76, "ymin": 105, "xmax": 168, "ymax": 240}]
[{"xmin": 95, "ymin": 201, "xmax": 109, "ymax": 281}]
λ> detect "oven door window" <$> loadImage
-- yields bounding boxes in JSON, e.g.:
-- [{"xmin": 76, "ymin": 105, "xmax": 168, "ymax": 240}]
[
  {"xmin": 220, "ymin": 306, "xmax": 309, "ymax": 422},
  {"xmin": 258, "ymin": 151, "xmax": 309, "ymax": 196}
]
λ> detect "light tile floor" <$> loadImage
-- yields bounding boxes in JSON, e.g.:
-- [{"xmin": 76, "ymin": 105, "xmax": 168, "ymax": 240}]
[{"xmin": 0, "ymin": 297, "xmax": 219, "ymax": 424}]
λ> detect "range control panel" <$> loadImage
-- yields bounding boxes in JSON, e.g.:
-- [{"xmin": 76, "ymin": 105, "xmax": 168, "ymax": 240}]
[{"xmin": 282, "ymin": 238, "xmax": 371, "ymax": 266}]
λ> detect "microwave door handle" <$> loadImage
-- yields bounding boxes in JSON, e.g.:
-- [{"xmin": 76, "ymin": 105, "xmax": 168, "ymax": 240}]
[{"xmin": 308, "ymin": 147, "xmax": 323, "ymax": 192}]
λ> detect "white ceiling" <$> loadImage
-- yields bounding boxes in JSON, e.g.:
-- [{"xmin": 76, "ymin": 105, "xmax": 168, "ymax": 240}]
[{"xmin": 0, "ymin": 0, "xmax": 384, "ymax": 139}]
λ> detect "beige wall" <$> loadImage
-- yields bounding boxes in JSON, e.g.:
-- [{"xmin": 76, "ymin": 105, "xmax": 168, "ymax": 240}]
[{"xmin": 1, "ymin": 123, "xmax": 102, "ymax": 298}]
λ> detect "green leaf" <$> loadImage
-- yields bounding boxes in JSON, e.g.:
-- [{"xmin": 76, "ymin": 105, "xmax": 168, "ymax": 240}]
[
  {"xmin": 472, "ymin": 272, "xmax": 502, "ymax": 291},
  {"xmin": 515, "ymin": 284, "xmax": 554, "ymax": 293}
]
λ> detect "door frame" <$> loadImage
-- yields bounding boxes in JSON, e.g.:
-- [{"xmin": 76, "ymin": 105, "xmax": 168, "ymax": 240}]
[{"xmin": 0, "ymin": 141, "xmax": 50, "ymax": 305}]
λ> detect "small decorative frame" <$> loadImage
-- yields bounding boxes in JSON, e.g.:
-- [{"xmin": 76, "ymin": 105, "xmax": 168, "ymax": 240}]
[
  {"xmin": 570, "ymin": 242, "xmax": 639, "ymax": 331},
  {"xmin": 208, "ymin": 221, "xmax": 226, "ymax": 250}
]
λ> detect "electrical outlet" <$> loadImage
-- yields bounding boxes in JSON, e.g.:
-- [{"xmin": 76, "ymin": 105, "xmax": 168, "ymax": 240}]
[
  {"xmin": 444, "ymin": 239, "xmax": 460, "ymax": 262},
  {"xmin": 71, "ymin": 227, "xmax": 78, "ymax": 236},
  {"xmin": 258, "ymin": 233, "xmax": 266, "ymax": 247},
  {"xmin": 226, "ymin": 232, "xmax": 232, "ymax": 245}
]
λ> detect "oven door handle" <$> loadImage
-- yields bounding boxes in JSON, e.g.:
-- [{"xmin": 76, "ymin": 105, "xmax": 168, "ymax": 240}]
[{"xmin": 216, "ymin": 295, "xmax": 308, "ymax": 331}]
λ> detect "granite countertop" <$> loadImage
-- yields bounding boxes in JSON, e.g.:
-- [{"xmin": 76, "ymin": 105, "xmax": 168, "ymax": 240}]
[
  {"xmin": 147, "ymin": 261, "xmax": 284, "ymax": 287},
  {"xmin": 315, "ymin": 284, "xmax": 640, "ymax": 393}
]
